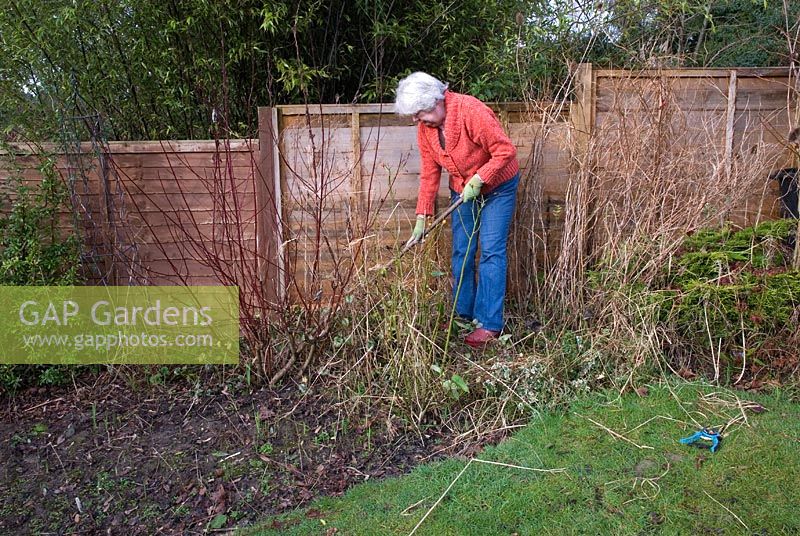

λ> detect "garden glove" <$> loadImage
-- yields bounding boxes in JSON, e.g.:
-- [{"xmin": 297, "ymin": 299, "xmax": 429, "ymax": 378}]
[
  {"xmin": 462, "ymin": 174, "xmax": 483, "ymax": 202},
  {"xmin": 406, "ymin": 214, "xmax": 426, "ymax": 246}
]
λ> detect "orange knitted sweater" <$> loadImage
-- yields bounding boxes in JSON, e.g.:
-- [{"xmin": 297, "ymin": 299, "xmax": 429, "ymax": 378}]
[{"xmin": 415, "ymin": 90, "xmax": 519, "ymax": 215}]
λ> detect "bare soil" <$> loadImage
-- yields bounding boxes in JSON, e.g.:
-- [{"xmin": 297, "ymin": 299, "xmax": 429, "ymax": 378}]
[{"xmin": 0, "ymin": 370, "xmax": 494, "ymax": 535}]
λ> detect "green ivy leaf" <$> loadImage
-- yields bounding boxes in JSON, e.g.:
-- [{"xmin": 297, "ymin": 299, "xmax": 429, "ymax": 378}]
[{"xmin": 451, "ymin": 374, "xmax": 469, "ymax": 393}]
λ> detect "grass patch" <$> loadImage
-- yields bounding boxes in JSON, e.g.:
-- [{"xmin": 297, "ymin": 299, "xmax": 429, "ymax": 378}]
[{"xmin": 244, "ymin": 382, "xmax": 799, "ymax": 535}]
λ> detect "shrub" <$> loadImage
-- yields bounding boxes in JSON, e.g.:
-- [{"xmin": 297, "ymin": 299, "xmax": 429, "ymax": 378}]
[
  {"xmin": 0, "ymin": 155, "xmax": 84, "ymax": 394},
  {"xmin": 582, "ymin": 219, "xmax": 799, "ymax": 386},
  {"xmin": 662, "ymin": 220, "xmax": 799, "ymax": 381},
  {"xmin": 0, "ymin": 157, "xmax": 81, "ymax": 285}
]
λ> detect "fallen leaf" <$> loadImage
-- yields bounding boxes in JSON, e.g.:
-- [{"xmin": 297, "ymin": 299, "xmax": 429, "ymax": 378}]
[
  {"xmin": 746, "ymin": 379, "xmax": 764, "ymax": 391},
  {"xmin": 210, "ymin": 483, "xmax": 227, "ymax": 514},
  {"xmin": 259, "ymin": 406, "xmax": 275, "ymax": 421},
  {"xmin": 677, "ymin": 368, "xmax": 697, "ymax": 380}
]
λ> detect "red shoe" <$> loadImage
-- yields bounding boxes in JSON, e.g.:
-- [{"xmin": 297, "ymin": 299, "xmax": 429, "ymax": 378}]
[{"xmin": 464, "ymin": 328, "xmax": 500, "ymax": 348}]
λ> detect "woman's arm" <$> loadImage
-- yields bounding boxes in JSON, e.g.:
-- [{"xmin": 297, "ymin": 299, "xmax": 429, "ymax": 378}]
[
  {"xmin": 415, "ymin": 127, "xmax": 443, "ymax": 215},
  {"xmin": 463, "ymin": 100, "xmax": 517, "ymax": 189}
]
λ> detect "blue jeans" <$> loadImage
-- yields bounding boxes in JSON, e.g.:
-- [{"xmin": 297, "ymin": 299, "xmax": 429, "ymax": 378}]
[{"xmin": 450, "ymin": 173, "xmax": 519, "ymax": 332}]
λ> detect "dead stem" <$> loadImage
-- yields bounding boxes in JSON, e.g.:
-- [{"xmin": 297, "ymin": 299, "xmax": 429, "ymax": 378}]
[
  {"xmin": 407, "ymin": 457, "xmax": 566, "ymax": 535},
  {"xmin": 703, "ymin": 489, "xmax": 750, "ymax": 531},
  {"xmin": 577, "ymin": 413, "xmax": 655, "ymax": 450}
]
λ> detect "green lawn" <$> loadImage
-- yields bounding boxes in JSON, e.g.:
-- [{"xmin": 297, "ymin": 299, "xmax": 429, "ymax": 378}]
[{"xmin": 244, "ymin": 382, "xmax": 800, "ymax": 535}]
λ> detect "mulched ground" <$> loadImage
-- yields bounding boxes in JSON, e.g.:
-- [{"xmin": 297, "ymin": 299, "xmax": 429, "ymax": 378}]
[{"xmin": 0, "ymin": 370, "xmax": 502, "ymax": 535}]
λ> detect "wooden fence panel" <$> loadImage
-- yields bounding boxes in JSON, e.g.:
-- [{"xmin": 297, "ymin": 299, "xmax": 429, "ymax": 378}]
[
  {"xmin": 269, "ymin": 103, "xmax": 573, "ymax": 298},
  {"xmin": 581, "ymin": 65, "xmax": 796, "ymax": 244},
  {"xmin": 0, "ymin": 140, "xmax": 259, "ymax": 288}
]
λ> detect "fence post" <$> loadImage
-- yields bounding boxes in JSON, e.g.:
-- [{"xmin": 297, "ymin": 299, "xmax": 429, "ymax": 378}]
[
  {"xmin": 791, "ymin": 67, "xmax": 800, "ymax": 270},
  {"xmin": 569, "ymin": 63, "xmax": 597, "ymax": 259},
  {"xmin": 570, "ymin": 63, "xmax": 595, "ymax": 157},
  {"xmin": 256, "ymin": 107, "xmax": 285, "ymax": 303},
  {"xmin": 350, "ymin": 108, "xmax": 363, "ymax": 229},
  {"xmin": 723, "ymin": 70, "xmax": 738, "ymax": 182}
]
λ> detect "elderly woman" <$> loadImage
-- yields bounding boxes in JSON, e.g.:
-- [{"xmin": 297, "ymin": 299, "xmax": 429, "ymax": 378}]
[{"xmin": 394, "ymin": 72, "xmax": 520, "ymax": 347}]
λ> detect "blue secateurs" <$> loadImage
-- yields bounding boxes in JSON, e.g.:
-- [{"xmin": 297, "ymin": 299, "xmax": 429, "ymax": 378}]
[{"xmin": 679, "ymin": 428, "xmax": 722, "ymax": 453}]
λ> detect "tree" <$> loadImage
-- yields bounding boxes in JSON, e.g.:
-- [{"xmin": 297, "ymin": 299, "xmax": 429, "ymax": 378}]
[
  {"xmin": 0, "ymin": 0, "xmax": 796, "ymax": 141},
  {"xmin": 585, "ymin": 0, "xmax": 799, "ymax": 67}
]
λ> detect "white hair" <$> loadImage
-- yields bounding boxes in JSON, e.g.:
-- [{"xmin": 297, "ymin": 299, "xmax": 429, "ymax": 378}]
[{"xmin": 394, "ymin": 72, "xmax": 448, "ymax": 115}]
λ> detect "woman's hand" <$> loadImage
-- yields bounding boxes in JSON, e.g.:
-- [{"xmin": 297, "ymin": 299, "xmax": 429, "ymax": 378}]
[
  {"xmin": 406, "ymin": 215, "xmax": 426, "ymax": 246},
  {"xmin": 462, "ymin": 174, "xmax": 483, "ymax": 202}
]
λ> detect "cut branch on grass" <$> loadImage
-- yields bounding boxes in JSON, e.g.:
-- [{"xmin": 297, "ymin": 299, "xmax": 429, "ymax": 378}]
[
  {"xmin": 703, "ymin": 489, "xmax": 750, "ymax": 531},
  {"xmin": 408, "ymin": 459, "xmax": 473, "ymax": 536},
  {"xmin": 577, "ymin": 413, "xmax": 655, "ymax": 450},
  {"xmin": 472, "ymin": 458, "xmax": 567, "ymax": 474},
  {"xmin": 407, "ymin": 457, "xmax": 566, "ymax": 536}
]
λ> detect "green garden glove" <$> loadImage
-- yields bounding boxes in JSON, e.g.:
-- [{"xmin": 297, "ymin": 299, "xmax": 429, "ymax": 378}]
[
  {"xmin": 407, "ymin": 214, "xmax": 426, "ymax": 246},
  {"xmin": 462, "ymin": 174, "xmax": 483, "ymax": 202}
]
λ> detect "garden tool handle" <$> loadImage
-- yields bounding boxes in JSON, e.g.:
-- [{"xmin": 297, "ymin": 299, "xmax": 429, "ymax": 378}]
[
  {"xmin": 402, "ymin": 196, "xmax": 464, "ymax": 252},
  {"xmin": 370, "ymin": 197, "xmax": 464, "ymax": 272}
]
